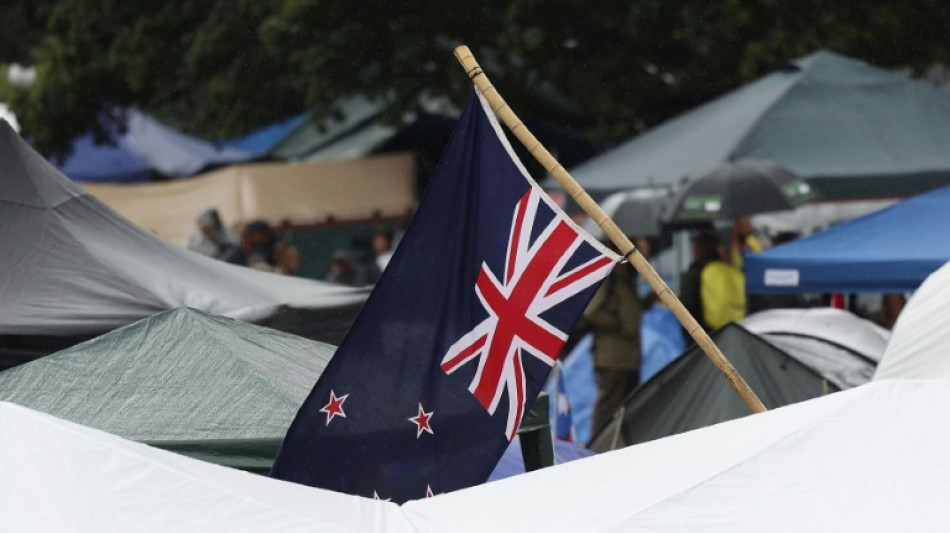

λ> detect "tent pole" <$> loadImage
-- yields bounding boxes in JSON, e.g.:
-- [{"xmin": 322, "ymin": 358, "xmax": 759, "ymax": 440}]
[{"xmin": 454, "ymin": 45, "xmax": 767, "ymax": 414}]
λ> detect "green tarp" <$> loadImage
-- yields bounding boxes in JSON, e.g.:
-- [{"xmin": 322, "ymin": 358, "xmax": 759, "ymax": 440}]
[
  {"xmin": 0, "ymin": 307, "xmax": 333, "ymax": 473},
  {"xmin": 569, "ymin": 50, "xmax": 950, "ymax": 201},
  {"xmin": 588, "ymin": 323, "xmax": 837, "ymax": 452}
]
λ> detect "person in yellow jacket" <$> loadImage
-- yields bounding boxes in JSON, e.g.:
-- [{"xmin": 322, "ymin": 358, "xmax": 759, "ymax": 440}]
[{"xmin": 681, "ymin": 233, "xmax": 746, "ymax": 332}]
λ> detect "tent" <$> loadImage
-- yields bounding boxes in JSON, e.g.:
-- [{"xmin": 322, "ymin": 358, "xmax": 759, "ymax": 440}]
[
  {"xmin": 227, "ymin": 113, "xmax": 308, "ymax": 157},
  {"xmin": 0, "ymin": 308, "xmax": 335, "ymax": 473},
  {"xmin": 82, "ymin": 154, "xmax": 416, "ymax": 245},
  {"xmin": 53, "ymin": 109, "xmax": 253, "ymax": 182},
  {"xmin": 0, "ymin": 401, "xmax": 401, "ymax": 532},
  {"xmin": 6, "ymin": 380, "xmax": 950, "ymax": 531},
  {"xmin": 874, "ymin": 260, "xmax": 950, "ymax": 379},
  {"xmin": 410, "ymin": 380, "xmax": 950, "ymax": 532},
  {"xmin": 587, "ymin": 323, "xmax": 837, "ymax": 452},
  {"xmin": 0, "ymin": 121, "xmax": 365, "ymax": 369},
  {"xmin": 568, "ymin": 50, "xmax": 950, "ymax": 201},
  {"xmin": 487, "ymin": 437, "xmax": 593, "ymax": 482},
  {"xmin": 745, "ymin": 185, "xmax": 950, "ymax": 294},
  {"xmin": 741, "ymin": 308, "xmax": 886, "ymax": 388}
]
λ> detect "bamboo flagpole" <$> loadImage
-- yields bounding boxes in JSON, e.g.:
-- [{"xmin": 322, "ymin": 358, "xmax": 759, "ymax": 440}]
[{"xmin": 454, "ymin": 45, "xmax": 767, "ymax": 414}]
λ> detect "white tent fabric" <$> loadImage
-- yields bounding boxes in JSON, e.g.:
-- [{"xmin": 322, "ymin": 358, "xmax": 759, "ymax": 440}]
[
  {"xmin": 0, "ymin": 401, "xmax": 406, "ymax": 532},
  {"xmin": 741, "ymin": 308, "xmax": 889, "ymax": 363},
  {"xmin": 0, "ymin": 120, "xmax": 365, "ymax": 350},
  {"xmin": 5, "ymin": 381, "xmax": 949, "ymax": 531},
  {"xmin": 875, "ymin": 260, "xmax": 950, "ymax": 379},
  {"xmin": 407, "ymin": 380, "xmax": 950, "ymax": 532}
]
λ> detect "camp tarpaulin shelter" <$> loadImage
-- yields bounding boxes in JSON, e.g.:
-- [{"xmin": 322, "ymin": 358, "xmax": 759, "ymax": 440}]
[
  {"xmin": 53, "ymin": 109, "xmax": 254, "ymax": 182},
  {"xmin": 408, "ymin": 380, "xmax": 950, "ymax": 532},
  {"xmin": 0, "ymin": 307, "xmax": 334, "ymax": 473},
  {"xmin": 874, "ymin": 260, "xmax": 950, "ymax": 380},
  {"xmin": 745, "ymin": 185, "xmax": 950, "ymax": 294},
  {"xmin": 0, "ymin": 401, "xmax": 403, "ymax": 532},
  {"xmin": 587, "ymin": 323, "xmax": 839, "ymax": 452},
  {"xmin": 568, "ymin": 50, "xmax": 950, "ymax": 201},
  {"xmin": 0, "ymin": 120, "xmax": 365, "ymax": 369},
  {"xmin": 5, "ymin": 380, "xmax": 950, "ymax": 531},
  {"xmin": 81, "ymin": 154, "xmax": 417, "ymax": 245}
]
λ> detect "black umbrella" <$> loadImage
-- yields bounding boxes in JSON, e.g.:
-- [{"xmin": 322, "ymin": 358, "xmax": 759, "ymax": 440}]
[
  {"xmin": 582, "ymin": 187, "xmax": 672, "ymax": 239},
  {"xmin": 661, "ymin": 159, "xmax": 817, "ymax": 224}
]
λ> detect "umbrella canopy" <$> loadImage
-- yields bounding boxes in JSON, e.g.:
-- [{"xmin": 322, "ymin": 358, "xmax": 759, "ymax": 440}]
[
  {"xmin": 568, "ymin": 50, "xmax": 950, "ymax": 201},
  {"xmin": 745, "ymin": 184, "xmax": 950, "ymax": 294},
  {"xmin": 581, "ymin": 187, "xmax": 671, "ymax": 239},
  {"xmin": 662, "ymin": 160, "xmax": 816, "ymax": 223}
]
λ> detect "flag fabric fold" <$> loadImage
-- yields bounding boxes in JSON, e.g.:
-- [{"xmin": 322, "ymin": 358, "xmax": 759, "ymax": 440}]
[{"xmin": 270, "ymin": 90, "xmax": 617, "ymax": 503}]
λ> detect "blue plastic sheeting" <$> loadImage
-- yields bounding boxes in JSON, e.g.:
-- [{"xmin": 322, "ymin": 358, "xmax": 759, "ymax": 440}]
[
  {"xmin": 487, "ymin": 436, "xmax": 594, "ymax": 482},
  {"xmin": 227, "ymin": 114, "xmax": 307, "ymax": 157},
  {"xmin": 640, "ymin": 306, "xmax": 687, "ymax": 383},
  {"xmin": 546, "ymin": 334, "xmax": 597, "ymax": 444},
  {"xmin": 746, "ymin": 185, "xmax": 950, "ymax": 294},
  {"xmin": 55, "ymin": 132, "xmax": 153, "ymax": 183},
  {"xmin": 54, "ymin": 110, "xmax": 254, "ymax": 182}
]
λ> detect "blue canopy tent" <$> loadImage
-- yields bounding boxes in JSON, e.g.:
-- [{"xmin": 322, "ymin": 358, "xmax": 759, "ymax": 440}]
[
  {"xmin": 53, "ymin": 110, "xmax": 253, "ymax": 182},
  {"xmin": 745, "ymin": 185, "xmax": 950, "ymax": 293}
]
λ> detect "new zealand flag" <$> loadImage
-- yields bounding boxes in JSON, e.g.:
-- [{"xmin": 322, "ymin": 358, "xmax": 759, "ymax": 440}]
[{"xmin": 270, "ymin": 90, "xmax": 618, "ymax": 503}]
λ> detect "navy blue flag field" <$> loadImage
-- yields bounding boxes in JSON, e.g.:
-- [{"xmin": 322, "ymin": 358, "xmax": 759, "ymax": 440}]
[{"xmin": 270, "ymin": 90, "xmax": 618, "ymax": 503}]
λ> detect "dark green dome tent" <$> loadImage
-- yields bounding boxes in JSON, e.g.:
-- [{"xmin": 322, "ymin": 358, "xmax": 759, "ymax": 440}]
[
  {"xmin": 0, "ymin": 307, "xmax": 333, "ymax": 473},
  {"xmin": 589, "ymin": 323, "xmax": 842, "ymax": 452}
]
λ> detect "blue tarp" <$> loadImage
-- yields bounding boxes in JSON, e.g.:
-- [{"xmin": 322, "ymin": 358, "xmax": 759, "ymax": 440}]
[
  {"xmin": 227, "ymin": 114, "xmax": 308, "ymax": 157},
  {"xmin": 55, "ymin": 132, "xmax": 153, "ymax": 183},
  {"xmin": 54, "ymin": 110, "xmax": 253, "ymax": 182},
  {"xmin": 487, "ymin": 436, "xmax": 594, "ymax": 482},
  {"xmin": 746, "ymin": 185, "xmax": 950, "ymax": 293}
]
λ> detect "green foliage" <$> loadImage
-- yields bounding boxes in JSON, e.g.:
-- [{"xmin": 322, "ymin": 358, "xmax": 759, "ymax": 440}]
[{"xmin": 2, "ymin": 0, "xmax": 950, "ymax": 157}]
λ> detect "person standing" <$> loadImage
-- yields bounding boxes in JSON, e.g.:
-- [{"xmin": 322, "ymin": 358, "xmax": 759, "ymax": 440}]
[
  {"xmin": 680, "ymin": 233, "xmax": 746, "ymax": 332},
  {"xmin": 585, "ymin": 256, "xmax": 643, "ymax": 434}
]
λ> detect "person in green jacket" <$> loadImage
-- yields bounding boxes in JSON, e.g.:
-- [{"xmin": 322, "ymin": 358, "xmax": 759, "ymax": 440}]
[{"xmin": 585, "ymin": 241, "xmax": 645, "ymax": 434}]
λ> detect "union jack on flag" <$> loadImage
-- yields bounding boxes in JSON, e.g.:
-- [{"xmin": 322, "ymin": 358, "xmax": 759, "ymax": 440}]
[
  {"xmin": 441, "ymin": 187, "xmax": 614, "ymax": 440},
  {"xmin": 272, "ymin": 90, "xmax": 618, "ymax": 503}
]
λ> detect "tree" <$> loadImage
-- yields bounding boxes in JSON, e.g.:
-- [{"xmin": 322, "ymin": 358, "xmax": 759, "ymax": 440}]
[{"xmin": 4, "ymin": 0, "xmax": 950, "ymax": 157}]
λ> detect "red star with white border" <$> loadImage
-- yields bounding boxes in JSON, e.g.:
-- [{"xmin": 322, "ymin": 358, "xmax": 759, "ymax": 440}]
[
  {"xmin": 408, "ymin": 403, "xmax": 434, "ymax": 438},
  {"xmin": 319, "ymin": 390, "xmax": 348, "ymax": 426},
  {"xmin": 426, "ymin": 485, "xmax": 437, "ymax": 498},
  {"xmin": 373, "ymin": 491, "xmax": 391, "ymax": 502}
]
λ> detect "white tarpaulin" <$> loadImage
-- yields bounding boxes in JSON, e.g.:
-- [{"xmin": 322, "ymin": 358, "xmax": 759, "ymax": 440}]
[
  {"xmin": 874, "ymin": 260, "xmax": 950, "ymax": 379},
  {"xmin": 0, "ymin": 402, "xmax": 405, "ymax": 532},
  {"xmin": 0, "ymin": 121, "xmax": 366, "ymax": 367},
  {"xmin": 4, "ymin": 380, "xmax": 950, "ymax": 531},
  {"xmin": 407, "ymin": 380, "xmax": 950, "ymax": 532}
]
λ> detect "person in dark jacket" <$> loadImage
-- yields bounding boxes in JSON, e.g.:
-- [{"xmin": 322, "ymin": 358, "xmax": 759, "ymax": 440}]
[{"xmin": 585, "ymin": 247, "xmax": 644, "ymax": 434}]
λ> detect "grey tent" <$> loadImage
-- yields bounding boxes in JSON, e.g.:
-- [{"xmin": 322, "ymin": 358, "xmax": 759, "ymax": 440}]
[
  {"xmin": 0, "ymin": 121, "xmax": 365, "ymax": 369},
  {"xmin": 569, "ymin": 51, "xmax": 950, "ymax": 201},
  {"xmin": 588, "ymin": 323, "xmax": 843, "ymax": 452},
  {"xmin": 0, "ymin": 307, "xmax": 333, "ymax": 473}
]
